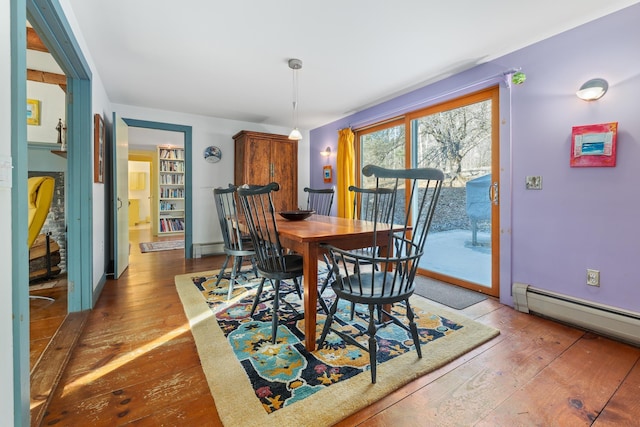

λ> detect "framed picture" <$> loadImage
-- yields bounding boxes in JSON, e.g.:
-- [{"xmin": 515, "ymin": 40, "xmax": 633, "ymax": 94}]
[
  {"xmin": 94, "ymin": 113, "xmax": 105, "ymax": 183},
  {"xmin": 323, "ymin": 165, "xmax": 333, "ymax": 183},
  {"xmin": 570, "ymin": 122, "xmax": 618, "ymax": 167},
  {"xmin": 27, "ymin": 99, "xmax": 40, "ymax": 125}
]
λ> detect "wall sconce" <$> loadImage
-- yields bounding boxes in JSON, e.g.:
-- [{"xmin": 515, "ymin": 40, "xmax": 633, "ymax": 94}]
[
  {"xmin": 576, "ymin": 78, "xmax": 608, "ymax": 101},
  {"xmin": 320, "ymin": 146, "xmax": 332, "ymax": 157}
]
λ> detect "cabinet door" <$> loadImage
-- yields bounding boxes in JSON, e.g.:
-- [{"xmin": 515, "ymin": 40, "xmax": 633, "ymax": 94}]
[
  {"xmin": 239, "ymin": 136, "xmax": 272, "ymax": 186},
  {"xmin": 271, "ymin": 139, "xmax": 297, "ymax": 211}
]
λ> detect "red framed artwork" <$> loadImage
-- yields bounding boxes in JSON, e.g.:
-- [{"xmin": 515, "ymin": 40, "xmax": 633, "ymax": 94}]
[
  {"xmin": 323, "ymin": 165, "xmax": 333, "ymax": 183},
  {"xmin": 570, "ymin": 122, "xmax": 618, "ymax": 167}
]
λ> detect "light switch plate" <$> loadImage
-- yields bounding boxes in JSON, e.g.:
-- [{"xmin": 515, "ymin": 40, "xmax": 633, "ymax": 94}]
[{"xmin": 526, "ymin": 176, "xmax": 542, "ymax": 190}]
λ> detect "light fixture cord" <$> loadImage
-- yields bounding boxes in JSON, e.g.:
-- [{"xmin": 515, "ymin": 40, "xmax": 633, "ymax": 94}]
[{"xmin": 292, "ymin": 67, "xmax": 299, "ymax": 128}]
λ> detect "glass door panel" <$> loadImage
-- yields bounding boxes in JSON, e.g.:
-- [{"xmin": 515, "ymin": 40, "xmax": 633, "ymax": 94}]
[
  {"xmin": 410, "ymin": 89, "xmax": 498, "ymax": 294},
  {"xmin": 359, "ymin": 122, "xmax": 406, "ymax": 187}
]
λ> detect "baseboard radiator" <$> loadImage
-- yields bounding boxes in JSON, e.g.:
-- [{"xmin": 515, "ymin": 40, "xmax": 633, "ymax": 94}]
[
  {"xmin": 192, "ymin": 242, "xmax": 225, "ymax": 258},
  {"xmin": 512, "ymin": 283, "xmax": 640, "ymax": 347}
]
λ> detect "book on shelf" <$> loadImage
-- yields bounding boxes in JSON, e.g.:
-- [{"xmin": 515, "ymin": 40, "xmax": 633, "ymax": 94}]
[{"xmin": 159, "ymin": 217, "xmax": 185, "ymax": 232}]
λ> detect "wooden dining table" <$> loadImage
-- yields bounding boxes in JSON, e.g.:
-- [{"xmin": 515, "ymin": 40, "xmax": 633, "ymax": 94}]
[{"xmin": 275, "ymin": 214, "xmax": 392, "ymax": 351}]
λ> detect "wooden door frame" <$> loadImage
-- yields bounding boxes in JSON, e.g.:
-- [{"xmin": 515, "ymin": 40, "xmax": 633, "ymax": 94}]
[{"xmin": 407, "ymin": 87, "xmax": 500, "ymax": 297}]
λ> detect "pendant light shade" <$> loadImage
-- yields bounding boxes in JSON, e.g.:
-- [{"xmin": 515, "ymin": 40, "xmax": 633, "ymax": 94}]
[
  {"xmin": 288, "ymin": 128, "xmax": 302, "ymax": 140},
  {"xmin": 288, "ymin": 58, "xmax": 303, "ymax": 141}
]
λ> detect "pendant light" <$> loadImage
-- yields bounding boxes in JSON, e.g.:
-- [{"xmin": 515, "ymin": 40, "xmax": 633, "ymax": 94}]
[{"xmin": 288, "ymin": 58, "xmax": 303, "ymax": 140}]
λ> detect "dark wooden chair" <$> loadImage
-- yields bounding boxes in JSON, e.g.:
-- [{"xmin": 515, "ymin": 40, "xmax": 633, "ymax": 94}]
[
  {"xmin": 237, "ymin": 182, "xmax": 305, "ymax": 344},
  {"xmin": 318, "ymin": 165, "xmax": 444, "ymax": 383},
  {"xmin": 318, "ymin": 185, "xmax": 395, "ymax": 315},
  {"xmin": 303, "ymin": 186, "xmax": 335, "ymax": 216},
  {"xmin": 213, "ymin": 185, "xmax": 259, "ymax": 300},
  {"xmin": 301, "ymin": 186, "xmax": 336, "ymax": 310}
]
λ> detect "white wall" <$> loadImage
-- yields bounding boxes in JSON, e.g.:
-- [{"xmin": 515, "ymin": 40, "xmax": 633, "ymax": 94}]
[
  {"xmin": 1, "ymin": 0, "xmax": 14, "ymax": 422},
  {"xmin": 113, "ymin": 103, "xmax": 310, "ymax": 245},
  {"xmin": 57, "ymin": 0, "xmax": 113, "ymax": 290},
  {"xmin": 26, "ymin": 80, "xmax": 66, "ymax": 144}
]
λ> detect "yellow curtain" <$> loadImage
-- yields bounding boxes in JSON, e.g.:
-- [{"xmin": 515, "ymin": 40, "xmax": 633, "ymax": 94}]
[{"xmin": 336, "ymin": 128, "xmax": 356, "ymax": 218}]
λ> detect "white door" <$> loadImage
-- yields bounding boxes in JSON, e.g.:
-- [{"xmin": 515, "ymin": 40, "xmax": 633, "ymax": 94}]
[{"xmin": 113, "ymin": 113, "xmax": 129, "ymax": 278}]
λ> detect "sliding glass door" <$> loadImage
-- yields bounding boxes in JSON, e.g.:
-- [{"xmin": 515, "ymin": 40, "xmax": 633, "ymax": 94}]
[{"xmin": 356, "ymin": 87, "xmax": 500, "ymax": 297}]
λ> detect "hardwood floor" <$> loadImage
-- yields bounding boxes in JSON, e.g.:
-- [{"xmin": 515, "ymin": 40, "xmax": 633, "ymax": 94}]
[
  {"xmin": 37, "ymin": 225, "xmax": 640, "ymax": 426},
  {"xmin": 30, "ymin": 276, "xmax": 68, "ymax": 370}
]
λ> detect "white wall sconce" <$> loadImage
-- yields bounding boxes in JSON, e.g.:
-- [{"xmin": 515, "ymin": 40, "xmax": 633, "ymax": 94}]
[
  {"xmin": 320, "ymin": 146, "xmax": 332, "ymax": 157},
  {"xmin": 576, "ymin": 78, "xmax": 608, "ymax": 101}
]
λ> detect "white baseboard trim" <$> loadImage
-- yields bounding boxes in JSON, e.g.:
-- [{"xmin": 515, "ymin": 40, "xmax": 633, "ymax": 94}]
[
  {"xmin": 512, "ymin": 282, "xmax": 640, "ymax": 347},
  {"xmin": 192, "ymin": 242, "xmax": 225, "ymax": 258}
]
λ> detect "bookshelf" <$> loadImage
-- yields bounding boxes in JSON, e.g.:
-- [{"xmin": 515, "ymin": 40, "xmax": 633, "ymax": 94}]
[{"xmin": 157, "ymin": 146, "xmax": 185, "ymax": 234}]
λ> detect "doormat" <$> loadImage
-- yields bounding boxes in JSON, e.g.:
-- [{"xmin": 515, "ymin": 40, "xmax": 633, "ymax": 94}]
[
  {"xmin": 139, "ymin": 240, "xmax": 184, "ymax": 253},
  {"xmin": 413, "ymin": 276, "xmax": 487, "ymax": 310}
]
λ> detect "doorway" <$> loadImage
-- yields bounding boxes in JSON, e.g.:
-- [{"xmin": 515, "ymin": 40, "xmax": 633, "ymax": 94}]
[
  {"xmin": 128, "ymin": 159, "xmax": 152, "ymax": 229},
  {"xmin": 114, "ymin": 119, "xmax": 193, "ymax": 265},
  {"xmin": 13, "ymin": 1, "xmax": 94, "ymax": 423},
  {"xmin": 26, "ymin": 22, "xmax": 70, "ymax": 369}
]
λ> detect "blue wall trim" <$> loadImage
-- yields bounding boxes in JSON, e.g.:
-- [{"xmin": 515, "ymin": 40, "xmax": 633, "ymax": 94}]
[{"xmin": 11, "ymin": 0, "xmax": 30, "ymax": 423}]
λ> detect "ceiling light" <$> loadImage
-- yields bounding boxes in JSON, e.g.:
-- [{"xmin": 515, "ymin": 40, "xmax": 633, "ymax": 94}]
[
  {"xmin": 288, "ymin": 58, "xmax": 303, "ymax": 141},
  {"xmin": 576, "ymin": 78, "xmax": 608, "ymax": 101}
]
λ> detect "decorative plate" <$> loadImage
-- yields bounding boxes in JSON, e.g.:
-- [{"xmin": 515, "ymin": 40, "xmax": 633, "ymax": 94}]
[
  {"xmin": 279, "ymin": 210, "xmax": 315, "ymax": 221},
  {"xmin": 204, "ymin": 146, "xmax": 222, "ymax": 163}
]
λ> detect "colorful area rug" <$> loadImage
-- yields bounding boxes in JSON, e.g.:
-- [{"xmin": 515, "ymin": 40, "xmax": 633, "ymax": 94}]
[
  {"xmin": 139, "ymin": 240, "xmax": 184, "ymax": 253},
  {"xmin": 174, "ymin": 270, "xmax": 499, "ymax": 426}
]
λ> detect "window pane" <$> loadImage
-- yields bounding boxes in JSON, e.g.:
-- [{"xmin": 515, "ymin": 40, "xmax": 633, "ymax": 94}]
[
  {"xmin": 414, "ymin": 100, "xmax": 491, "ymax": 181},
  {"xmin": 359, "ymin": 124, "xmax": 405, "ymax": 187}
]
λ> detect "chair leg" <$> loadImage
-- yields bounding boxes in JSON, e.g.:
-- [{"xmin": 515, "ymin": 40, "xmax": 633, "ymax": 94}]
[
  {"xmin": 293, "ymin": 277, "xmax": 302, "ymax": 299},
  {"xmin": 271, "ymin": 280, "xmax": 281, "ymax": 344},
  {"xmin": 319, "ymin": 263, "xmax": 333, "ymax": 295},
  {"xmin": 227, "ymin": 256, "xmax": 242, "ymax": 300},
  {"xmin": 350, "ymin": 302, "xmax": 357, "ymax": 320},
  {"xmin": 250, "ymin": 278, "xmax": 266, "ymax": 316},
  {"xmin": 318, "ymin": 268, "xmax": 333, "ymax": 313},
  {"xmin": 317, "ymin": 296, "xmax": 339, "ymax": 349},
  {"xmin": 215, "ymin": 255, "xmax": 231, "ymax": 287},
  {"xmin": 406, "ymin": 299, "xmax": 422, "ymax": 358},
  {"xmin": 250, "ymin": 256, "xmax": 259, "ymax": 278},
  {"xmin": 367, "ymin": 304, "xmax": 378, "ymax": 384}
]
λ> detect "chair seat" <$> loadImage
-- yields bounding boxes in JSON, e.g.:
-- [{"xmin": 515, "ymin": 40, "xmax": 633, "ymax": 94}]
[
  {"xmin": 333, "ymin": 272, "xmax": 414, "ymax": 304},
  {"xmin": 257, "ymin": 254, "xmax": 304, "ymax": 280},
  {"xmin": 224, "ymin": 237, "xmax": 256, "ymax": 256}
]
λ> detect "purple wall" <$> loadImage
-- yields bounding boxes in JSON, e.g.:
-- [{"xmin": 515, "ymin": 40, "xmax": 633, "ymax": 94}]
[{"xmin": 309, "ymin": 4, "xmax": 640, "ymax": 312}]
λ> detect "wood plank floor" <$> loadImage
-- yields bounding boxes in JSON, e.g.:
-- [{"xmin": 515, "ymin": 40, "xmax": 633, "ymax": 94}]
[
  {"xmin": 37, "ymin": 225, "xmax": 640, "ymax": 426},
  {"xmin": 30, "ymin": 276, "xmax": 68, "ymax": 370}
]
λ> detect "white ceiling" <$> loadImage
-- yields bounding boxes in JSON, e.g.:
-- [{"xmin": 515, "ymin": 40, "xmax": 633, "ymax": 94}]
[{"xmin": 55, "ymin": 0, "xmax": 638, "ymax": 130}]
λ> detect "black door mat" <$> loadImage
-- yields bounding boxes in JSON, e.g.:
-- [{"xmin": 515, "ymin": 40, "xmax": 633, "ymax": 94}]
[{"xmin": 413, "ymin": 276, "xmax": 487, "ymax": 310}]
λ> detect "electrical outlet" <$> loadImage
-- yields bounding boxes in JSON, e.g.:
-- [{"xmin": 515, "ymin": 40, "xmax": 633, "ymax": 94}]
[
  {"xmin": 587, "ymin": 269, "xmax": 600, "ymax": 287},
  {"xmin": 526, "ymin": 176, "xmax": 542, "ymax": 190}
]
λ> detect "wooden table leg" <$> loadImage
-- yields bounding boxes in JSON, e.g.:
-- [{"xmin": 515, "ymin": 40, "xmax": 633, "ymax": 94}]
[{"xmin": 303, "ymin": 243, "xmax": 319, "ymax": 351}]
